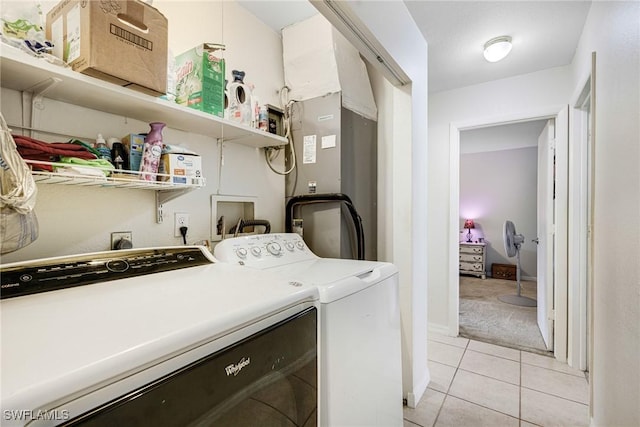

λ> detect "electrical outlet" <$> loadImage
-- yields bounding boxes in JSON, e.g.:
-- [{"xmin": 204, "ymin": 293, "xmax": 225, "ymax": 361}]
[
  {"xmin": 111, "ymin": 232, "xmax": 133, "ymax": 250},
  {"xmin": 174, "ymin": 213, "xmax": 190, "ymax": 237}
]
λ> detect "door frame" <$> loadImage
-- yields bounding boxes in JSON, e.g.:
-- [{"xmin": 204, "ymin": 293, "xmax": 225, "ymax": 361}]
[
  {"xmin": 568, "ymin": 89, "xmax": 590, "ymax": 370},
  {"xmin": 567, "ymin": 55, "xmax": 595, "ymax": 372},
  {"xmin": 449, "ymin": 105, "xmax": 569, "ymax": 361}
]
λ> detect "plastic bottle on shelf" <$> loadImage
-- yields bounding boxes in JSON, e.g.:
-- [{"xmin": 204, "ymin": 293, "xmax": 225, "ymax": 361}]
[
  {"xmin": 241, "ymin": 91, "xmax": 253, "ymax": 125},
  {"xmin": 259, "ymin": 105, "xmax": 268, "ymax": 131},
  {"xmin": 95, "ymin": 134, "xmax": 112, "ymax": 163},
  {"xmin": 139, "ymin": 122, "xmax": 165, "ymax": 181},
  {"xmin": 250, "ymin": 90, "xmax": 259, "ymax": 128},
  {"xmin": 228, "ymin": 70, "xmax": 252, "ymax": 125},
  {"xmin": 108, "ymin": 137, "xmax": 127, "ymax": 170}
]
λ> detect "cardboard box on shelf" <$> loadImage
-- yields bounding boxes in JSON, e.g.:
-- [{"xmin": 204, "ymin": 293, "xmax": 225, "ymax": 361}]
[
  {"xmin": 121, "ymin": 134, "xmax": 145, "ymax": 172},
  {"xmin": 46, "ymin": 0, "xmax": 168, "ymax": 96},
  {"xmin": 174, "ymin": 43, "xmax": 225, "ymax": 117},
  {"xmin": 159, "ymin": 153, "xmax": 203, "ymax": 184}
]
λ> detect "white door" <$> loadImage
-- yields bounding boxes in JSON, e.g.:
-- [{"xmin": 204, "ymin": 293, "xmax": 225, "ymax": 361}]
[{"xmin": 537, "ymin": 120, "xmax": 555, "ymax": 350}]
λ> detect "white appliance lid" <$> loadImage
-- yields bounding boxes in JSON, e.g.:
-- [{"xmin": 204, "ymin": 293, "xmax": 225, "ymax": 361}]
[
  {"xmin": 1, "ymin": 261, "xmax": 318, "ymax": 416},
  {"xmin": 265, "ymin": 258, "xmax": 398, "ymax": 303},
  {"xmin": 213, "ymin": 233, "xmax": 399, "ymax": 302}
]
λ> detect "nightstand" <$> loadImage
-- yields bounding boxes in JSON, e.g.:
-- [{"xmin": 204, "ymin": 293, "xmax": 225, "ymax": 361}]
[{"xmin": 459, "ymin": 242, "xmax": 486, "ymax": 279}]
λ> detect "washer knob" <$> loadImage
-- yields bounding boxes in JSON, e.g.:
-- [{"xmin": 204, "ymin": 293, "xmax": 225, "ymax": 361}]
[
  {"xmin": 236, "ymin": 248, "xmax": 248, "ymax": 258},
  {"xmin": 106, "ymin": 259, "xmax": 129, "ymax": 272},
  {"xmin": 295, "ymin": 241, "xmax": 305, "ymax": 250},
  {"xmin": 285, "ymin": 242, "xmax": 295, "ymax": 251},
  {"xmin": 266, "ymin": 242, "xmax": 282, "ymax": 256},
  {"xmin": 250, "ymin": 247, "xmax": 262, "ymax": 257}
]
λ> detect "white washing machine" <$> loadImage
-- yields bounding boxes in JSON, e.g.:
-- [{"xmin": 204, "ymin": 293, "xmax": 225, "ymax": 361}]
[
  {"xmin": 1, "ymin": 246, "xmax": 319, "ymax": 426},
  {"xmin": 214, "ymin": 233, "xmax": 403, "ymax": 427}
]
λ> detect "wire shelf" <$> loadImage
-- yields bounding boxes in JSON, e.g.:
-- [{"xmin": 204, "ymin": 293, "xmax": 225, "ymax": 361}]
[{"xmin": 26, "ymin": 160, "xmax": 206, "ymax": 191}]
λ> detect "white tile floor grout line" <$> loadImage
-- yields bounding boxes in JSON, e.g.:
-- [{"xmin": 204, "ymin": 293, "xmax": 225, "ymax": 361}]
[
  {"xmin": 442, "ymin": 394, "xmax": 521, "ymax": 423},
  {"xmin": 454, "ymin": 367, "xmax": 519, "ymax": 385},
  {"xmin": 519, "ymin": 386, "xmax": 590, "ymax": 406},
  {"xmin": 463, "ymin": 347, "xmax": 520, "ymax": 363}
]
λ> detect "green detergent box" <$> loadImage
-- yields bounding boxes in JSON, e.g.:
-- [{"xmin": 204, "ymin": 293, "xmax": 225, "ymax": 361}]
[{"xmin": 174, "ymin": 43, "xmax": 225, "ymax": 117}]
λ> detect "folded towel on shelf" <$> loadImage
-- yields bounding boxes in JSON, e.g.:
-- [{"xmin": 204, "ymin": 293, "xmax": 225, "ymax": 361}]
[
  {"xmin": 57, "ymin": 157, "xmax": 114, "ymax": 177},
  {"xmin": 12, "ymin": 135, "xmax": 97, "ymax": 171},
  {"xmin": 69, "ymin": 139, "xmax": 102, "ymax": 158}
]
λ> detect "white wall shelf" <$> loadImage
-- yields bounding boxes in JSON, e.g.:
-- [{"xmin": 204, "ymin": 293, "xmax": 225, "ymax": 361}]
[
  {"xmin": 29, "ymin": 167, "xmax": 204, "ymax": 191},
  {"xmin": 0, "ymin": 46, "xmax": 288, "ymax": 148},
  {"xmin": 24, "ymin": 160, "xmax": 205, "ymax": 223}
]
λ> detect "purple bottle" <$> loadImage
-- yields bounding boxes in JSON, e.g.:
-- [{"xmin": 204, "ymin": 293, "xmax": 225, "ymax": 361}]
[{"xmin": 139, "ymin": 122, "xmax": 165, "ymax": 181}]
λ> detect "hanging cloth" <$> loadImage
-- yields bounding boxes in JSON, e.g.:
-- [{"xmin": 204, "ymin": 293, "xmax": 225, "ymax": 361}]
[{"xmin": 0, "ymin": 113, "xmax": 39, "ymax": 254}]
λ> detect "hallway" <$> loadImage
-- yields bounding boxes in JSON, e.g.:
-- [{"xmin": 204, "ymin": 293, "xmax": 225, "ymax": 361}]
[{"xmin": 404, "ymin": 333, "xmax": 589, "ymax": 426}]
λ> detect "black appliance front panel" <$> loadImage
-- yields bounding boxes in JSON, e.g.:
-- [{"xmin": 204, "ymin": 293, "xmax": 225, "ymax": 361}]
[{"xmin": 63, "ymin": 307, "xmax": 318, "ymax": 427}]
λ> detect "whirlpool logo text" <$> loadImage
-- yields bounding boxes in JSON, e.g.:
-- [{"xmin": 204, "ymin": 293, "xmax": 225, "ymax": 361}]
[{"xmin": 225, "ymin": 357, "xmax": 251, "ymax": 376}]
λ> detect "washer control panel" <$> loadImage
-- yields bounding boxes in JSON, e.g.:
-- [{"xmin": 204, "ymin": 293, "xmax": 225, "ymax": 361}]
[
  {"xmin": 214, "ymin": 233, "xmax": 317, "ymax": 268},
  {"xmin": 0, "ymin": 247, "xmax": 213, "ymax": 299}
]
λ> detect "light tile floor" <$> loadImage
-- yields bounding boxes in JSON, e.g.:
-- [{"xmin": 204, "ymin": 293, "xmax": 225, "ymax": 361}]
[{"xmin": 404, "ymin": 333, "xmax": 589, "ymax": 427}]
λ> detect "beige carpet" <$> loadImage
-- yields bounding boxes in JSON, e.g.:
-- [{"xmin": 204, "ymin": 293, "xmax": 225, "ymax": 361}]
[{"xmin": 459, "ymin": 275, "xmax": 550, "ymax": 354}]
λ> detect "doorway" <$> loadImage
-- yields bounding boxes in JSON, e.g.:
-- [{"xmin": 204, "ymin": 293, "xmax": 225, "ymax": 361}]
[
  {"xmin": 458, "ymin": 120, "xmax": 548, "ymax": 353},
  {"xmin": 448, "ymin": 105, "xmax": 570, "ymax": 362}
]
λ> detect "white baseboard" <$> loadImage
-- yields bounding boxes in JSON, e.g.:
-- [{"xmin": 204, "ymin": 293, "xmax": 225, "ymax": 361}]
[
  {"xmin": 405, "ymin": 370, "xmax": 430, "ymax": 408},
  {"xmin": 428, "ymin": 323, "xmax": 452, "ymax": 337}
]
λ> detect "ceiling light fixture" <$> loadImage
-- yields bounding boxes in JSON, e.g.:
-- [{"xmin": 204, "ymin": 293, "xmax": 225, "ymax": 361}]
[{"xmin": 483, "ymin": 36, "xmax": 512, "ymax": 62}]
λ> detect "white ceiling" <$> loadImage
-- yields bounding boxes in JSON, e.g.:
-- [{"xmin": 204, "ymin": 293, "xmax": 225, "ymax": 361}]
[
  {"xmin": 236, "ymin": 1, "xmax": 319, "ymax": 32},
  {"xmin": 237, "ymin": 0, "xmax": 592, "ymax": 93},
  {"xmin": 404, "ymin": 1, "xmax": 592, "ymax": 93}
]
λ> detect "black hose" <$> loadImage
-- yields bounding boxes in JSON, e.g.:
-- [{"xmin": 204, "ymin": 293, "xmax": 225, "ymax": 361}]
[
  {"xmin": 285, "ymin": 193, "xmax": 365, "ymax": 260},
  {"xmin": 228, "ymin": 219, "xmax": 271, "ymax": 235}
]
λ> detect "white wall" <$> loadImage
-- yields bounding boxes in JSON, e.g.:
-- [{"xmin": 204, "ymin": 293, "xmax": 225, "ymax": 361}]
[
  {"xmin": 0, "ymin": 1, "xmax": 286, "ymax": 263},
  {"xmin": 428, "ymin": 65, "xmax": 573, "ymax": 332},
  {"xmin": 569, "ymin": 2, "xmax": 640, "ymax": 426},
  {"xmin": 460, "ymin": 120, "xmax": 545, "ymax": 154},
  {"xmin": 459, "ymin": 146, "xmax": 538, "ymax": 278}
]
